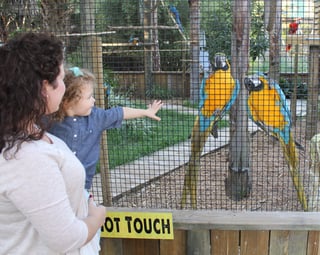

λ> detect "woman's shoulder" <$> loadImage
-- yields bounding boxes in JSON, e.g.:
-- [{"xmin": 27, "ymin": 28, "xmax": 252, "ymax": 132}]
[{"xmin": 0, "ymin": 136, "xmax": 70, "ymax": 173}]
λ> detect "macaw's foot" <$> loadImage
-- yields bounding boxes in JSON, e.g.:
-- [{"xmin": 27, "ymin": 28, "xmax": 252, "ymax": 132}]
[{"xmin": 210, "ymin": 122, "xmax": 219, "ymax": 138}]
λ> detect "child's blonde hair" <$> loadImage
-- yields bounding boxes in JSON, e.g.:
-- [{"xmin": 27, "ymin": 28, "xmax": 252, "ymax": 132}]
[{"xmin": 52, "ymin": 67, "xmax": 96, "ymax": 121}]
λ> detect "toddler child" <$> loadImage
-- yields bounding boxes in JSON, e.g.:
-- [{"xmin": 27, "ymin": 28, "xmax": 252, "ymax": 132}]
[{"xmin": 49, "ymin": 67, "xmax": 163, "ymax": 190}]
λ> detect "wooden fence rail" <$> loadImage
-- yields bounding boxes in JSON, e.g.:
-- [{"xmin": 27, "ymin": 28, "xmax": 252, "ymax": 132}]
[{"xmin": 100, "ymin": 209, "xmax": 320, "ymax": 255}]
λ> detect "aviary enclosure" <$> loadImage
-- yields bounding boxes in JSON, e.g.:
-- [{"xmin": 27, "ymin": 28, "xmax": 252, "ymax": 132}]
[
  {"xmin": 89, "ymin": 0, "xmax": 320, "ymax": 213},
  {"xmin": 2, "ymin": 0, "xmax": 320, "ymax": 211},
  {"xmin": 0, "ymin": 0, "xmax": 319, "ymax": 211}
]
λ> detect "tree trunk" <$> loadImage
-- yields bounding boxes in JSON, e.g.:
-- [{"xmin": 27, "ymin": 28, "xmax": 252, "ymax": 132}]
[
  {"xmin": 228, "ymin": 0, "xmax": 251, "ymax": 200},
  {"xmin": 151, "ymin": 0, "xmax": 161, "ymax": 71},
  {"xmin": 144, "ymin": 0, "xmax": 154, "ymax": 95},
  {"xmin": 80, "ymin": 0, "xmax": 95, "ymax": 68},
  {"xmin": 265, "ymin": 0, "xmax": 281, "ymax": 82},
  {"xmin": 189, "ymin": 0, "xmax": 200, "ymax": 104},
  {"xmin": 41, "ymin": 0, "xmax": 70, "ymax": 35}
]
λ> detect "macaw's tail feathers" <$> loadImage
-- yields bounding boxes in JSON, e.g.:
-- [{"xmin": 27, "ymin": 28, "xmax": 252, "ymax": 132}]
[
  {"xmin": 181, "ymin": 117, "xmax": 213, "ymax": 209},
  {"xmin": 279, "ymin": 134, "xmax": 308, "ymax": 211},
  {"xmin": 181, "ymin": 157, "xmax": 199, "ymax": 209}
]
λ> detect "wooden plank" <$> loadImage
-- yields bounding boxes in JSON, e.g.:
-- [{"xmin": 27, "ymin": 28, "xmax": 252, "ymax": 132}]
[
  {"xmin": 123, "ymin": 239, "xmax": 144, "ymax": 255},
  {"xmin": 211, "ymin": 230, "xmax": 239, "ymax": 255},
  {"xmin": 100, "ymin": 230, "xmax": 320, "ymax": 255},
  {"xmin": 286, "ymin": 35, "xmax": 320, "ymax": 46},
  {"xmin": 307, "ymin": 231, "xmax": 320, "ymax": 255},
  {"xmin": 144, "ymin": 239, "xmax": 160, "ymax": 255},
  {"xmin": 174, "ymin": 211, "xmax": 320, "ymax": 230},
  {"xmin": 106, "ymin": 208, "xmax": 320, "ymax": 230},
  {"xmin": 187, "ymin": 230, "xmax": 210, "ymax": 255},
  {"xmin": 269, "ymin": 230, "xmax": 290, "ymax": 255},
  {"xmin": 160, "ymin": 229, "xmax": 186, "ymax": 255},
  {"xmin": 240, "ymin": 230, "xmax": 269, "ymax": 255},
  {"xmin": 288, "ymin": 231, "xmax": 308, "ymax": 255},
  {"xmin": 100, "ymin": 238, "xmax": 123, "ymax": 255},
  {"xmin": 269, "ymin": 231, "xmax": 309, "ymax": 255},
  {"xmin": 122, "ymin": 239, "xmax": 159, "ymax": 255}
]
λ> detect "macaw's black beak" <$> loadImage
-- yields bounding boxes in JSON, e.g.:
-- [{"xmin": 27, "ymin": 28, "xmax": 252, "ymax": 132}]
[
  {"xmin": 213, "ymin": 54, "xmax": 228, "ymax": 71},
  {"xmin": 244, "ymin": 76, "xmax": 263, "ymax": 92},
  {"xmin": 244, "ymin": 77, "xmax": 254, "ymax": 91}
]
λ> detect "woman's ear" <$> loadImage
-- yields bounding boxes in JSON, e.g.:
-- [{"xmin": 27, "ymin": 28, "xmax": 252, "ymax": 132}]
[{"xmin": 41, "ymin": 80, "xmax": 50, "ymax": 98}]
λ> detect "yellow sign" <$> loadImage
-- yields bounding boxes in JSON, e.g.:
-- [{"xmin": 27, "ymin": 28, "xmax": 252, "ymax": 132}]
[{"xmin": 100, "ymin": 211, "xmax": 174, "ymax": 239}]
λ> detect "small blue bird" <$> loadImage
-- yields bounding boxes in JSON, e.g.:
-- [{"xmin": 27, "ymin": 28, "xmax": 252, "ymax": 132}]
[{"xmin": 129, "ymin": 35, "xmax": 140, "ymax": 46}]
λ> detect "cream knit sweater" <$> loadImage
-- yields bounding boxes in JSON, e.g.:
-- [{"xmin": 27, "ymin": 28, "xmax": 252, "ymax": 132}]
[{"xmin": 0, "ymin": 133, "xmax": 98, "ymax": 254}]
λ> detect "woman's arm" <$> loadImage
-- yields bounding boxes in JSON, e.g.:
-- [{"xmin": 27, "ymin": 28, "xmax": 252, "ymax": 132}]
[{"xmin": 83, "ymin": 198, "xmax": 106, "ymax": 244}]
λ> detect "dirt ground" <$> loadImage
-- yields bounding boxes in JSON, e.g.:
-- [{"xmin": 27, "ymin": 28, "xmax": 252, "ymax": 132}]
[{"xmin": 113, "ymin": 118, "xmax": 320, "ymax": 212}]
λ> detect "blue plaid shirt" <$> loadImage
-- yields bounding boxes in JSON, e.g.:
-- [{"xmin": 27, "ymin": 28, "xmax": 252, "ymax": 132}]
[{"xmin": 49, "ymin": 106, "xmax": 123, "ymax": 189}]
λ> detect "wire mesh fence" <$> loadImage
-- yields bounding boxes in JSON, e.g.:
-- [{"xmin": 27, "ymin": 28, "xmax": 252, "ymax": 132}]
[{"xmin": 2, "ymin": 0, "xmax": 320, "ymax": 211}]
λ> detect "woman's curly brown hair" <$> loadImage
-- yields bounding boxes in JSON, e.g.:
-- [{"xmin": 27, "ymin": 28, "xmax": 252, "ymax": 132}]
[{"xmin": 0, "ymin": 32, "xmax": 64, "ymax": 156}]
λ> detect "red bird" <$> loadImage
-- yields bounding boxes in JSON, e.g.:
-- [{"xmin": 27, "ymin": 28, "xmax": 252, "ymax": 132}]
[{"xmin": 286, "ymin": 18, "xmax": 301, "ymax": 52}]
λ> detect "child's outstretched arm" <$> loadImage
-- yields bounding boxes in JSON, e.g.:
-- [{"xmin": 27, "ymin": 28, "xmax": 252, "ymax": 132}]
[{"xmin": 123, "ymin": 100, "xmax": 163, "ymax": 121}]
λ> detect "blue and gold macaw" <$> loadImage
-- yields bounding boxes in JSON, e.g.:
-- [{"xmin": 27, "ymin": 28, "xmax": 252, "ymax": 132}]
[
  {"xmin": 181, "ymin": 53, "xmax": 240, "ymax": 209},
  {"xmin": 244, "ymin": 73, "xmax": 308, "ymax": 211}
]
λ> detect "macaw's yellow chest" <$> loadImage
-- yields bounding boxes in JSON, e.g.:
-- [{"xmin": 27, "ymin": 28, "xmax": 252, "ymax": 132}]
[
  {"xmin": 201, "ymin": 70, "xmax": 235, "ymax": 118},
  {"xmin": 248, "ymin": 87, "xmax": 288, "ymax": 128}
]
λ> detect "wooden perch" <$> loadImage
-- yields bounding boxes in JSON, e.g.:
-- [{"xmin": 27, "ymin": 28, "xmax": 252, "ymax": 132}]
[{"xmin": 286, "ymin": 34, "xmax": 320, "ymax": 46}]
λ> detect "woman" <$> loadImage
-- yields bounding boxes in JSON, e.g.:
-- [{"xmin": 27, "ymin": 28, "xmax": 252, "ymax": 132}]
[{"xmin": 0, "ymin": 32, "xmax": 106, "ymax": 254}]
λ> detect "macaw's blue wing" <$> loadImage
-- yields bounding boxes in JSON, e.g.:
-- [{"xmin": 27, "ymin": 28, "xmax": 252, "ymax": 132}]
[{"xmin": 246, "ymin": 75, "xmax": 291, "ymax": 144}]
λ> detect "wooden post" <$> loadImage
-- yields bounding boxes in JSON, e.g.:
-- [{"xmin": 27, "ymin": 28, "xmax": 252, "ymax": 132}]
[
  {"xmin": 79, "ymin": 0, "xmax": 112, "ymax": 206},
  {"xmin": 187, "ymin": 230, "xmax": 210, "ymax": 255},
  {"xmin": 306, "ymin": 45, "xmax": 319, "ymax": 140},
  {"xmin": 91, "ymin": 36, "xmax": 113, "ymax": 206},
  {"xmin": 144, "ymin": 0, "xmax": 153, "ymax": 95},
  {"xmin": 80, "ymin": 0, "xmax": 95, "ymax": 68},
  {"xmin": 189, "ymin": 0, "xmax": 200, "ymax": 104},
  {"xmin": 265, "ymin": 0, "xmax": 281, "ymax": 82},
  {"xmin": 228, "ymin": 0, "xmax": 251, "ymax": 200},
  {"xmin": 290, "ymin": 44, "xmax": 299, "ymax": 126}
]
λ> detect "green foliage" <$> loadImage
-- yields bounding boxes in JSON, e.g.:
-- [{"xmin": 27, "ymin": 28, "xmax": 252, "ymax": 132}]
[
  {"xmin": 145, "ymin": 85, "xmax": 176, "ymax": 99},
  {"xmin": 103, "ymin": 69, "xmax": 120, "ymax": 88},
  {"xmin": 106, "ymin": 87, "xmax": 135, "ymax": 108},
  {"xmin": 107, "ymin": 109, "xmax": 196, "ymax": 169},
  {"xmin": 201, "ymin": 1, "xmax": 233, "ymax": 60},
  {"xmin": 65, "ymin": 48, "xmax": 83, "ymax": 67},
  {"xmin": 182, "ymin": 100, "xmax": 198, "ymax": 109},
  {"xmin": 96, "ymin": 0, "xmax": 190, "ymax": 72},
  {"xmin": 279, "ymin": 77, "xmax": 308, "ymax": 99},
  {"xmin": 202, "ymin": 0, "xmax": 269, "ymax": 63},
  {"xmin": 250, "ymin": 1, "xmax": 269, "ymax": 62},
  {"xmin": 107, "ymin": 108, "xmax": 230, "ymax": 169}
]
